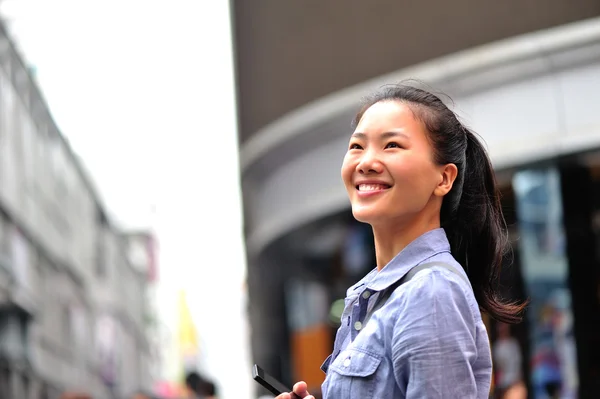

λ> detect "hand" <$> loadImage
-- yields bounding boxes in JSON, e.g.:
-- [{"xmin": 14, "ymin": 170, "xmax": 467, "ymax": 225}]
[{"xmin": 274, "ymin": 381, "xmax": 314, "ymax": 399}]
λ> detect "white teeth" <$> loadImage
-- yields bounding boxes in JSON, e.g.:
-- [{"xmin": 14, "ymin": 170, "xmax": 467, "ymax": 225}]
[{"xmin": 358, "ymin": 184, "xmax": 388, "ymax": 191}]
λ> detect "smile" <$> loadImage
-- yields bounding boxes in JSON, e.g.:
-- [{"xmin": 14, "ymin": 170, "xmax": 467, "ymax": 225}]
[{"xmin": 356, "ymin": 183, "xmax": 391, "ymax": 192}]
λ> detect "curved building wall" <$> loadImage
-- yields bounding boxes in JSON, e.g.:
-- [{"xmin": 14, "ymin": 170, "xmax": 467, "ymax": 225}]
[
  {"xmin": 241, "ymin": 18, "xmax": 600, "ymax": 259},
  {"xmin": 232, "ymin": 0, "xmax": 600, "ymax": 140}
]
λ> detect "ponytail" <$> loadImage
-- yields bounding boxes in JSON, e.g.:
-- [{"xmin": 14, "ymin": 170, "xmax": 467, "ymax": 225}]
[{"xmin": 443, "ymin": 128, "xmax": 526, "ymax": 323}]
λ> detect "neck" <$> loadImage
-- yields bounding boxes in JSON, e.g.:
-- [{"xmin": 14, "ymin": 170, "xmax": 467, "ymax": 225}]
[{"xmin": 372, "ymin": 210, "xmax": 441, "ymax": 271}]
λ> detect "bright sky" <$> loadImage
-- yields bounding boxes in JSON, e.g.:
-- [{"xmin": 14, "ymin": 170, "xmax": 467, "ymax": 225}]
[{"xmin": 0, "ymin": 1, "xmax": 251, "ymax": 398}]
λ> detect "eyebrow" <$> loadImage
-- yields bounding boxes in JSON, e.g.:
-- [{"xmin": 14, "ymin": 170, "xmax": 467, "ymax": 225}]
[{"xmin": 351, "ymin": 131, "xmax": 409, "ymax": 140}]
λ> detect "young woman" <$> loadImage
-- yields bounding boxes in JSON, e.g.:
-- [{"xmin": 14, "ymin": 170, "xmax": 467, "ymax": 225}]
[{"xmin": 276, "ymin": 84, "xmax": 525, "ymax": 399}]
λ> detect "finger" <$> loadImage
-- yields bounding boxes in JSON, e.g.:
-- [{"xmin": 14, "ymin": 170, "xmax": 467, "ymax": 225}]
[
  {"xmin": 292, "ymin": 381, "xmax": 308, "ymax": 396},
  {"xmin": 275, "ymin": 394, "xmax": 290, "ymax": 399}
]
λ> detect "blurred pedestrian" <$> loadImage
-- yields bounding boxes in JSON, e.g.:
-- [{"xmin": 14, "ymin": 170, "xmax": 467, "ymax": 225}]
[
  {"xmin": 493, "ymin": 323, "xmax": 527, "ymax": 399},
  {"xmin": 185, "ymin": 370, "xmax": 217, "ymax": 399}
]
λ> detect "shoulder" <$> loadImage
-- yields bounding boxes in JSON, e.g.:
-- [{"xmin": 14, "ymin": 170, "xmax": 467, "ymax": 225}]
[
  {"xmin": 388, "ymin": 262, "xmax": 481, "ymax": 353},
  {"xmin": 388, "ymin": 260, "xmax": 480, "ymax": 327},
  {"xmin": 400, "ymin": 259, "xmax": 472, "ymax": 298}
]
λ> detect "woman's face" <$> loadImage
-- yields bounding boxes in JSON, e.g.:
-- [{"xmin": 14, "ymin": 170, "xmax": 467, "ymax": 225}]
[{"xmin": 341, "ymin": 100, "xmax": 452, "ymax": 226}]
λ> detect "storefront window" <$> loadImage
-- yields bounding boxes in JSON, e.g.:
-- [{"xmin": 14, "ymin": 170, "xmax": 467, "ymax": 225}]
[{"xmin": 513, "ymin": 168, "xmax": 578, "ymax": 399}]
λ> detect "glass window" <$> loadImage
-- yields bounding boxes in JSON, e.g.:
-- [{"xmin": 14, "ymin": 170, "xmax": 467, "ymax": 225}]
[{"xmin": 513, "ymin": 167, "xmax": 578, "ymax": 398}]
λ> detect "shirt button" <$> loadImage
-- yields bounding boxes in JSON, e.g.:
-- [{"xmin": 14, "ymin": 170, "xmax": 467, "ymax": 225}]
[
  {"xmin": 362, "ymin": 291, "xmax": 371, "ymax": 299},
  {"xmin": 343, "ymin": 358, "xmax": 351, "ymax": 367},
  {"xmin": 354, "ymin": 321, "xmax": 363, "ymax": 331}
]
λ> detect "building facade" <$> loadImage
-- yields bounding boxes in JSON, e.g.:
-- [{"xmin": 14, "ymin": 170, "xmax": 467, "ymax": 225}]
[
  {"xmin": 0, "ymin": 20, "xmax": 155, "ymax": 399},
  {"xmin": 233, "ymin": 2, "xmax": 600, "ymax": 398}
]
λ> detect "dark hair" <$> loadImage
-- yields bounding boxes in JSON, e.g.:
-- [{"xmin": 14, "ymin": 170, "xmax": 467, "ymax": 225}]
[
  {"xmin": 201, "ymin": 380, "xmax": 217, "ymax": 396},
  {"xmin": 185, "ymin": 370, "xmax": 217, "ymax": 396},
  {"xmin": 353, "ymin": 83, "xmax": 526, "ymax": 323}
]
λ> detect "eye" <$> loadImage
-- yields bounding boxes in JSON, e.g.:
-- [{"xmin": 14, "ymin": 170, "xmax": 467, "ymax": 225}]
[
  {"xmin": 349, "ymin": 143, "xmax": 363, "ymax": 150},
  {"xmin": 385, "ymin": 142, "xmax": 402, "ymax": 149}
]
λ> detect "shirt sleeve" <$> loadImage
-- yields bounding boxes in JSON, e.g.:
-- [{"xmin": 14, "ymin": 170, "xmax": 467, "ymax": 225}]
[{"xmin": 391, "ymin": 270, "xmax": 479, "ymax": 398}]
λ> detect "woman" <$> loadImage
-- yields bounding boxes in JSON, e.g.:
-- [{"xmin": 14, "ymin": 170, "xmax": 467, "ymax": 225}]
[{"xmin": 276, "ymin": 84, "xmax": 525, "ymax": 399}]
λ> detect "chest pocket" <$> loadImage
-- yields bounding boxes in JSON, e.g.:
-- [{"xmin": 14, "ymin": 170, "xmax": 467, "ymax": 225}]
[{"xmin": 325, "ymin": 348, "xmax": 382, "ymax": 399}]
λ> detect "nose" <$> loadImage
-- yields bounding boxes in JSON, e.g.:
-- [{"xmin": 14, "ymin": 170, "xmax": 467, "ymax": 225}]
[{"xmin": 356, "ymin": 149, "xmax": 383, "ymax": 174}]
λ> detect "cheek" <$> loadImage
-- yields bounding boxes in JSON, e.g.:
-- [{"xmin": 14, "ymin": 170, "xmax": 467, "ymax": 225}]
[
  {"xmin": 340, "ymin": 157, "xmax": 354, "ymax": 186},
  {"xmin": 390, "ymin": 158, "xmax": 437, "ymax": 190},
  {"xmin": 388, "ymin": 158, "xmax": 419, "ymax": 181}
]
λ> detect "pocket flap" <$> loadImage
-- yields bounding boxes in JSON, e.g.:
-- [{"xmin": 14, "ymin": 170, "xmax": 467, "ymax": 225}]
[
  {"xmin": 320, "ymin": 354, "xmax": 333, "ymax": 373},
  {"xmin": 329, "ymin": 349, "xmax": 382, "ymax": 377}
]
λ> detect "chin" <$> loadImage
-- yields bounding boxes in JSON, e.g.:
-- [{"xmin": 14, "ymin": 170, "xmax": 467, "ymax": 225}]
[{"xmin": 351, "ymin": 208, "xmax": 382, "ymax": 225}]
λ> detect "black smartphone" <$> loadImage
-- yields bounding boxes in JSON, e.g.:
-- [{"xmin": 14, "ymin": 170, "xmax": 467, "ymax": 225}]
[{"xmin": 252, "ymin": 364, "xmax": 292, "ymax": 396}]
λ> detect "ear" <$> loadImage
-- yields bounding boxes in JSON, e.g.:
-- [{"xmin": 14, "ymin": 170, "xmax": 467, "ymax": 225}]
[{"xmin": 434, "ymin": 163, "xmax": 458, "ymax": 197}]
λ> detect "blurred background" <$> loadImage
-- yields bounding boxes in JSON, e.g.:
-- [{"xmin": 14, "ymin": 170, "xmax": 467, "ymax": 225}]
[{"xmin": 0, "ymin": 0, "xmax": 598, "ymax": 399}]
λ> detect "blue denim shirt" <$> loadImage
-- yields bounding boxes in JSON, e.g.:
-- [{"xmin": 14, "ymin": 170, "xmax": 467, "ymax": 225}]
[{"xmin": 320, "ymin": 228, "xmax": 492, "ymax": 398}]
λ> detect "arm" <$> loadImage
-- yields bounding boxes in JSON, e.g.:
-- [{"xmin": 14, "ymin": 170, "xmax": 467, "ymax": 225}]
[{"xmin": 392, "ymin": 271, "xmax": 479, "ymax": 398}]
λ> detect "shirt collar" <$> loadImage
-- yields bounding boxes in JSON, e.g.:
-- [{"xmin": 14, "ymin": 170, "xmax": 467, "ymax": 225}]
[
  {"xmin": 345, "ymin": 267, "xmax": 377, "ymax": 299},
  {"xmin": 357, "ymin": 228, "xmax": 452, "ymax": 293}
]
